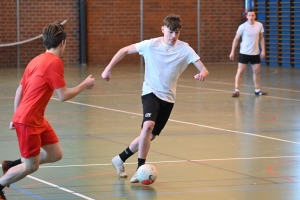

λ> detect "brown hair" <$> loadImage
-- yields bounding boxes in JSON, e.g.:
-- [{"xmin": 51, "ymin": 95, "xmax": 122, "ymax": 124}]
[
  {"xmin": 246, "ymin": 9, "xmax": 256, "ymax": 15},
  {"xmin": 42, "ymin": 22, "xmax": 67, "ymax": 49},
  {"xmin": 163, "ymin": 14, "xmax": 182, "ymax": 31}
]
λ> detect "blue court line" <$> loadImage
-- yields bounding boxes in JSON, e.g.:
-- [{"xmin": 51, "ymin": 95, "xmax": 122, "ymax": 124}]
[
  {"xmin": 10, "ymin": 184, "xmax": 44, "ymax": 199},
  {"xmin": 10, "ymin": 184, "xmax": 78, "ymax": 199}
]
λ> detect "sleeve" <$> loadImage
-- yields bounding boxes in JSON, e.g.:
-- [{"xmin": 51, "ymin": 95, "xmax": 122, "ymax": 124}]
[
  {"xmin": 237, "ymin": 24, "xmax": 244, "ymax": 35},
  {"xmin": 186, "ymin": 45, "xmax": 200, "ymax": 64},
  {"xmin": 260, "ymin": 23, "xmax": 264, "ymax": 33},
  {"xmin": 20, "ymin": 68, "xmax": 28, "ymax": 85},
  {"xmin": 45, "ymin": 59, "xmax": 66, "ymax": 89},
  {"xmin": 135, "ymin": 39, "xmax": 152, "ymax": 56},
  {"xmin": 20, "ymin": 77, "xmax": 25, "ymax": 85}
]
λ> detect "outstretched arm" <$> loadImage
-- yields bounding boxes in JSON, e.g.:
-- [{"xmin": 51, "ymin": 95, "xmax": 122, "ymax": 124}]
[
  {"xmin": 102, "ymin": 44, "xmax": 138, "ymax": 81},
  {"xmin": 229, "ymin": 33, "xmax": 241, "ymax": 60},
  {"xmin": 193, "ymin": 60, "xmax": 209, "ymax": 81},
  {"xmin": 55, "ymin": 75, "xmax": 95, "ymax": 102}
]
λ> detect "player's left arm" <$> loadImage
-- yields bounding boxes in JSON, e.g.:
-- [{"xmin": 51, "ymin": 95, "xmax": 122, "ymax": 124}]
[
  {"xmin": 10, "ymin": 84, "xmax": 23, "ymax": 130},
  {"xmin": 259, "ymin": 32, "xmax": 265, "ymax": 59},
  {"xmin": 193, "ymin": 60, "xmax": 209, "ymax": 81}
]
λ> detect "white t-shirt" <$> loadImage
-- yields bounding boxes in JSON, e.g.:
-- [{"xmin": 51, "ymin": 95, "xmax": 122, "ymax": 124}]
[
  {"xmin": 135, "ymin": 37, "xmax": 200, "ymax": 103},
  {"xmin": 237, "ymin": 21, "xmax": 264, "ymax": 55}
]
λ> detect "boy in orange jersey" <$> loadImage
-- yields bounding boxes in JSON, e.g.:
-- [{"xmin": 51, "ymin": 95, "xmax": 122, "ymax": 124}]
[{"xmin": 0, "ymin": 22, "xmax": 95, "ymax": 200}]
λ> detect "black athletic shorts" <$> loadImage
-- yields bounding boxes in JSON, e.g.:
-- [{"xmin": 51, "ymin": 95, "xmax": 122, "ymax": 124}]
[
  {"xmin": 239, "ymin": 53, "xmax": 260, "ymax": 64},
  {"xmin": 141, "ymin": 93, "xmax": 174, "ymax": 136}
]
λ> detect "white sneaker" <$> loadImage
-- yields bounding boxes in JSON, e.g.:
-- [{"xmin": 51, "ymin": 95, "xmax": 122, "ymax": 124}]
[
  {"xmin": 130, "ymin": 171, "xmax": 139, "ymax": 183},
  {"xmin": 112, "ymin": 155, "xmax": 127, "ymax": 178}
]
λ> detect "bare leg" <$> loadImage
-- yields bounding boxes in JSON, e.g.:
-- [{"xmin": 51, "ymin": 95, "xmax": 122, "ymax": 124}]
[
  {"xmin": 234, "ymin": 63, "xmax": 247, "ymax": 89},
  {"xmin": 39, "ymin": 143, "xmax": 63, "ymax": 164},
  {"xmin": 0, "ymin": 156, "xmax": 39, "ymax": 187},
  {"xmin": 252, "ymin": 63, "xmax": 261, "ymax": 89},
  {"xmin": 129, "ymin": 121, "xmax": 155, "ymax": 159},
  {"xmin": 0, "ymin": 143, "xmax": 62, "ymax": 187}
]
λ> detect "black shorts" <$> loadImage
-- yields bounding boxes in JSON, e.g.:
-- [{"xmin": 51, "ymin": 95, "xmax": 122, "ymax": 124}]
[
  {"xmin": 141, "ymin": 93, "xmax": 174, "ymax": 136},
  {"xmin": 239, "ymin": 53, "xmax": 260, "ymax": 64}
]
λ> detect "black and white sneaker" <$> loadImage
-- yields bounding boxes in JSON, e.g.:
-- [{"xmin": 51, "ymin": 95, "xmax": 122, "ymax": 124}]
[{"xmin": 254, "ymin": 91, "xmax": 267, "ymax": 96}]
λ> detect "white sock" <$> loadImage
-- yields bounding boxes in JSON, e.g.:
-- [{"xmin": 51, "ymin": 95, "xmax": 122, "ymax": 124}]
[
  {"xmin": 235, "ymin": 88, "xmax": 239, "ymax": 92},
  {"xmin": 255, "ymin": 89, "xmax": 260, "ymax": 93}
]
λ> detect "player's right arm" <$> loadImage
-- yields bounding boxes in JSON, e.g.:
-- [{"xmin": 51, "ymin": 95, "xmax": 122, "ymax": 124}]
[
  {"xmin": 55, "ymin": 75, "xmax": 95, "ymax": 102},
  {"xmin": 229, "ymin": 33, "xmax": 241, "ymax": 60},
  {"xmin": 102, "ymin": 44, "xmax": 138, "ymax": 81},
  {"xmin": 10, "ymin": 84, "xmax": 23, "ymax": 130}
]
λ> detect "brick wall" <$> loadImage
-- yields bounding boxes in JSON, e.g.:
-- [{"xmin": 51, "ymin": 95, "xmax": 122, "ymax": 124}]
[
  {"xmin": 87, "ymin": 0, "xmax": 243, "ymax": 65},
  {"xmin": 0, "ymin": 0, "xmax": 243, "ymax": 67},
  {"xmin": 200, "ymin": 0, "xmax": 243, "ymax": 62},
  {"xmin": 0, "ymin": 1, "xmax": 18, "ymax": 67},
  {"xmin": 0, "ymin": 0, "xmax": 79, "ymax": 68},
  {"xmin": 86, "ymin": 0, "xmax": 141, "ymax": 65}
]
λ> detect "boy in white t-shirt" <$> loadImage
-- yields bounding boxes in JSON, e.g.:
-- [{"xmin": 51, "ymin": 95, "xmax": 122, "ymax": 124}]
[
  {"xmin": 101, "ymin": 14, "xmax": 209, "ymax": 183},
  {"xmin": 229, "ymin": 10, "xmax": 267, "ymax": 97}
]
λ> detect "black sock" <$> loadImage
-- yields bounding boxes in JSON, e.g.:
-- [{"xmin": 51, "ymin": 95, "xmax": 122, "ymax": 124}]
[
  {"xmin": 119, "ymin": 147, "xmax": 134, "ymax": 162},
  {"xmin": 11, "ymin": 159, "xmax": 22, "ymax": 167},
  {"xmin": 0, "ymin": 184, "xmax": 4, "ymax": 191},
  {"xmin": 137, "ymin": 158, "xmax": 146, "ymax": 169}
]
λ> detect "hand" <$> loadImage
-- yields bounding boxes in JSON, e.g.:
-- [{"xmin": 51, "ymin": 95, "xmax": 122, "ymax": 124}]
[
  {"xmin": 229, "ymin": 52, "xmax": 234, "ymax": 60},
  {"xmin": 84, "ymin": 75, "xmax": 95, "ymax": 89},
  {"xmin": 194, "ymin": 73, "xmax": 206, "ymax": 81},
  {"xmin": 9, "ymin": 121, "xmax": 15, "ymax": 130},
  {"xmin": 102, "ymin": 70, "xmax": 111, "ymax": 81},
  {"xmin": 260, "ymin": 51, "xmax": 266, "ymax": 59}
]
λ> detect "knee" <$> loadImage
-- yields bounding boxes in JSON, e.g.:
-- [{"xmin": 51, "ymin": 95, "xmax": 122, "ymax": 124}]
[
  {"xmin": 25, "ymin": 163, "xmax": 39, "ymax": 174},
  {"xmin": 51, "ymin": 152, "xmax": 63, "ymax": 162},
  {"xmin": 142, "ymin": 121, "xmax": 155, "ymax": 133},
  {"xmin": 47, "ymin": 151, "xmax": 63, "ymax": 163},
  {"xmin": 236, "ymin": 69, "xmax": 244, "ymax": 76},
  {"xmin": 253, "ymin": 68, "xmax": 260, "ymax": 74}
]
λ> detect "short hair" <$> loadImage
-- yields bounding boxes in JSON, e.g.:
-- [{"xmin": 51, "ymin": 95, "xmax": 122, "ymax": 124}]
[
  {"xmin": 42, "ymin": 22, "xmax": 67, "ymax": 50},
  {"xmin": 163, "ymin": 14, "xmax": 182, "ymax": 31},
  {"xmin": 246, "ymin": 9, "xmax": 256, "ymax": 15}
]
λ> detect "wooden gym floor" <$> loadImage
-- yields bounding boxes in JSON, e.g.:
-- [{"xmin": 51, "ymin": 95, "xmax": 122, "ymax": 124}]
[{"xmin": 0, "ymin": 62, "xmax": 299, "ymax": 200}]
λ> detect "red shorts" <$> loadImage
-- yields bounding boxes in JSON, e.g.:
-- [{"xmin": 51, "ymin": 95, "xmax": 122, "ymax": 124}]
[{"xmin": 14, "ymin": 120, "xmax": 59, "ymax": 158}]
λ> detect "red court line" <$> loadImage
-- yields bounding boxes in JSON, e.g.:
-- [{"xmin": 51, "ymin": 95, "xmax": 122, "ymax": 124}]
[{"xmin": 267, "ymin": 160, "xmax": 298, "ymax": 183}]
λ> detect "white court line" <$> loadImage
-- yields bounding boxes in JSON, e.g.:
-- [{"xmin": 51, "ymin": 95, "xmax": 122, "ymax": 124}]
[
  {"xmin": 51, "ymin": 98, "xmax": 300, "ymax": 145},
  {"xmin": 39, "ymin": 155, "xmax": 300, "ymax": 168},
  {"xmin": 0, "ymin": 164, "xmax": 95, "ymax": 200},
  {"xmin": 204, "ymin": 80, "xmax": 300, "ymax": 93},
  {"xmin": 27, "ymin": 176, "xmax": 95, "ymax": 200},
  {"xmin": 2, "ymin": 85, "xmax": 300, "ymax": 101},
  {"xmin": 177, "ymin": 85, "xmax": 300, "ymax": 102}
]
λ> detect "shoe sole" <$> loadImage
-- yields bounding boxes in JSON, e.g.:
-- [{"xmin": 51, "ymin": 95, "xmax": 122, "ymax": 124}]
[
  {"xmin": 111, "ymin": 162, "xmax": 128, "ymax": 178},
  {"xmin": 232, "ymin": 92, "xmax": 239, "ymax": 97},
  {"xmin": 130, "ymin": 179, "xmax": 139, "ymax": 183}
]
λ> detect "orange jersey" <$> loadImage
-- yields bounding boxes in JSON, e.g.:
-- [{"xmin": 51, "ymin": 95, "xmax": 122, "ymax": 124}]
[{"xmin": 12, "ymin": 52, "xmax": 66, "ymax": 127}]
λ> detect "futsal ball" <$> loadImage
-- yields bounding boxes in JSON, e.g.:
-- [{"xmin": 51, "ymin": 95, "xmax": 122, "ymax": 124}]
[{"xmin": 136, "ymin": 164, "xmax": 158, "ymax": 185}]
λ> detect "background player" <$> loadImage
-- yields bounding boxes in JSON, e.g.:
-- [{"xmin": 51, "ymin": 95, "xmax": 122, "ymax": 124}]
[{"xmin": 229, "ymin": 9, "xmax": 266, "ymax": 97}]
